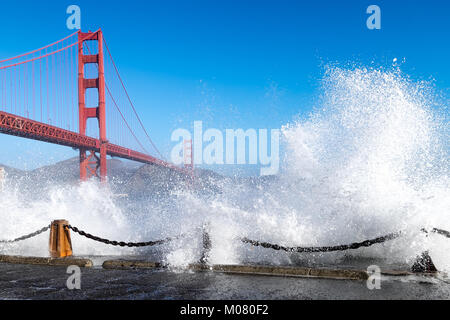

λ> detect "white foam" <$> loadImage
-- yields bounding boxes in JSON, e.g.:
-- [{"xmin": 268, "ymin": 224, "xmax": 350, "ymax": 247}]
[
  {"xmin": 0, "ymin": 182, "xmax": 132, "ymax": 257},
  {"xmin": 168, "ymin": 66, "xmax": 449, "ymax": 270},
  {"xmin": 0, "ymin": 66, "xmax": 448, "ymax": 272}
]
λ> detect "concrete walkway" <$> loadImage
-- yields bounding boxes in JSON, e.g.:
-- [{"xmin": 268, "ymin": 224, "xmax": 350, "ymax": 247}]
[{"xmin": 0, "ymin": 263, "xmax": 449, "ymax": 300}]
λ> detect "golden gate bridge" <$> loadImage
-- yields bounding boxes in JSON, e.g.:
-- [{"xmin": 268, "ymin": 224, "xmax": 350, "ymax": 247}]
[{"xmin": 0, "ymin": 29, "xmax": 193, "ymax": 182}]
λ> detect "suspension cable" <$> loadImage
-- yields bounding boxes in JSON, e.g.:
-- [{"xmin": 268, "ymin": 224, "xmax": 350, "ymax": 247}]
[
  {"xmin": 103, "ymin": 36, "xmax": 165, "ymax": 160},
  {"xmin": 0, "ymin": 31, "xmax": 79, "ymax": 64},
  {"xmin": 0, "ymin": 32, "xmax": 97, "ymax": 71},
  {"xmin": 83, "ymin": 42, "xmax": 150, "ymax": 154}
]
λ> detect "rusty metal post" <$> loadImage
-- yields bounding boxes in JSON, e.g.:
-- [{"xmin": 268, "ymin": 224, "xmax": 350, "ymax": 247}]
[{"xmin": 49, "ymin": 220, "xmax": 73, "ymax": 258}]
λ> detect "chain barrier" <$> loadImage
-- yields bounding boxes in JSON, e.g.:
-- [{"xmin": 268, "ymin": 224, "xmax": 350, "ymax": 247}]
[
  {"xmin": 64, "ymin": 224, "xmax": 450, "ymax": 253},
  {"xmin": 0, "ymin": 225, "xmax": 50, "ymax": 244},
  {"xmin": 241, "ymin": 232, "xmax": 402, "ymax": 253},
  {"xmin": 241, "ymin": 228, "xmax": 450, "ymax": 253},
  {"xmin": 1, "ymin": 223, "xmax": 449, "ymax": 254},
  {"xmin": 65, "ymin": 225, "xmax": 186, "ymax": 247},
  {"xmin": 422, "ymin": 228, "xmax": 450, "ymax": 238}
]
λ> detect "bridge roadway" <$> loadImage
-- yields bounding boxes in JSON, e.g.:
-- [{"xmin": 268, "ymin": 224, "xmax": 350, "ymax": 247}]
[{"xmin": 0, "ymin": 110, "xmax": 183, "ymax": 172}]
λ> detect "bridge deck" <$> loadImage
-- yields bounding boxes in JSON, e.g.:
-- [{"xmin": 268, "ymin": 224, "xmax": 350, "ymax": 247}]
[{"xmin": 0, "ymin": 110, "xmax": 184, "ymax": 173}]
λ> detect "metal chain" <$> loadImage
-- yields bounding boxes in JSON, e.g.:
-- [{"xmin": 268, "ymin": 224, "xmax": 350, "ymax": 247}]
[
  {"xmin": 241, "ymin": 232, "xmax": 402, "ymax": 253},
  {"xmin": 432, "ymin": 228, "xmax": 450, "ymax": 238},
  {"xmin": 1, "ymin": 222, "xmax": 448, "ymax": 254},
  {"xmin": 65, "ymin": 225, "xmax": 184, "ymax": 247},
  {"xmin": 0, "ymin": 225, "xmax": 50, "ymax": 244},
  {"xmin": 241, "ymin": 227, "xmax": 450, "ymax": 253},
  {"xmin": 422, "ymin": 228, "xmax": 450, "ymax": 238}
]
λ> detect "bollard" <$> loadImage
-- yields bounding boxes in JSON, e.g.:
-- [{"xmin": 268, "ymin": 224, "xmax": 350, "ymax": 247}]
[
  {"xmin": 49, "ymin": 220, "xmax": 73, "ymax": 258},
  {"xmin": 411, "ymin": 251, "xmax": 437, "ymax": 273},
  {"xmin": 200, "ymin": 223, "xmax": 211, "ymax": 265}
]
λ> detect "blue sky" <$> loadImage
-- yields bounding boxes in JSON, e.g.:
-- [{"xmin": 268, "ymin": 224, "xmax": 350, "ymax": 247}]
[{"xmin": 0, "ymin": 0, "xmax": 448, "ymax": 173}]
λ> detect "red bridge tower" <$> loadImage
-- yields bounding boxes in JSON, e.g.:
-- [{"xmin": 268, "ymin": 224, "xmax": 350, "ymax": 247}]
[{"xmin": 78, "ymin": 30, "xmax": 107, "ymax": 182}]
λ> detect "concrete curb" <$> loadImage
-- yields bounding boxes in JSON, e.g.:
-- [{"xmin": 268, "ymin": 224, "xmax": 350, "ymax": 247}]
[
  {"xmin": 102, "ymin": 260, "xmax": 369, "ymax": 280},
  {"xmin": 102, "ymin": 260, "xmax": 161, "ymax": 269},
  {"xmin": 0, "ymin": 255, "xmax": 93, "ymax": 267},
  {"xmin": 193, "ymin": 264, "xmax": 369, "ymax": 280},
  {"xmin": 381, "ymin": 270, "xmax": 439, "ymax": 277},
  {"xmin": 1, "ymin": 256, "xmax": 440, "ymax": 280}
]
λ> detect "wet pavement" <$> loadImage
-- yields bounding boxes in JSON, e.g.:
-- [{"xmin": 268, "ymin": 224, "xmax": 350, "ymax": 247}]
[{"xmin": 1, "ymin": 262, "xmax": 450, "ymax": 300}]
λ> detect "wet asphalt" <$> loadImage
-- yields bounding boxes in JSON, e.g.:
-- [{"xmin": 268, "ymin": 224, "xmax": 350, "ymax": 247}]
[{"xmin": 0, "ymin": 262, "xmax": 449, "ymax": 300}]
